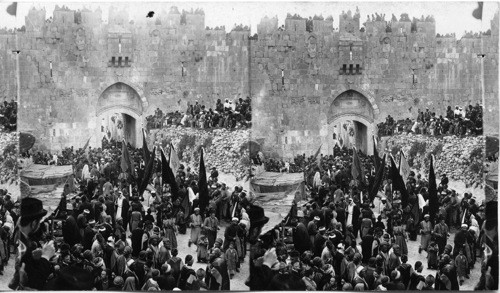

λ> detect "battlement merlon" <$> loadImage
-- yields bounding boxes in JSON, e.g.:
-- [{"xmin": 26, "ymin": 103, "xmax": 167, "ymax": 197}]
[
  {"xmin": 257, "ymin": 16, "xmax": 279, "ymax": 35},
  {"xmin": 12, "ymin": 7, "xmax": 500, "ymax": 37}
]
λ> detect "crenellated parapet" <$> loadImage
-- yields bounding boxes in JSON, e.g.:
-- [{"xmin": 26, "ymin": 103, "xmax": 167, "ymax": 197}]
[
  {"xmin": 80, "ymin": 7, "xmax": 102, "ymax": 26},
  {"xmin": 257, "ymin": 16, "xmax": 278, "ymax": 36},
  {"xmin": 339, "ymin": 9, "xmax": 361, "ymax": 35},
  {"xmin": 25, "ymin": 7, "xmax": 46, "ymax": 32},
  {"xmin": 53, "ymin": 5, "xmax": 75, "ymax": 24},
  {"xmin": 284, "ymin": 16, "xmax": 306, "ymax": 33}
]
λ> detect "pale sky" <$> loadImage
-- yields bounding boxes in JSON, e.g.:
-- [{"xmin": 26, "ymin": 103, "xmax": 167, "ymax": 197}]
[{"xmin": 0, "ymin": 1, "xmax": 498, "ymax": 37}]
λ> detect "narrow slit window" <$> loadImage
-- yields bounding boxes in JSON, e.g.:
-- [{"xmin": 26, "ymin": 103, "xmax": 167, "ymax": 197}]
[
  {"xmin": 356, "ymin": 64, "xmax": 360, "ymax": 74},
  {"xmin": 49, "ymin": 61, "xmax": 53, "ymax": 77},
  {"xmin": 111, "ymin": 57, "xmax": 115, "ymax": 67},
  {"xmin": 181, "ymin": 64, "xmax": 185, "ymax": 76},
  {"xmin": 118, "ymin": 57, "xmax": 122, "ymax": 67},
  {"xmin": 281, "ymin": 69, "xmax": 284, "ymax": 85},
  {"xmin": 343, "ymin": 64, "xmax": 347, "ymax": 75},
  {"xmin": 125, "ymin": 57, "xmax": 129, "ymax": 66},
  {"xmin": 349, "ymin": 64, "xmax": 354, "ymax": 75}
]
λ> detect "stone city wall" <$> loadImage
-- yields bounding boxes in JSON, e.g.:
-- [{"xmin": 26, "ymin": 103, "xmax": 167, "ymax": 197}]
[
  {"xmin": 4, "ymin": 6, "xmax": 250, "ymax": 150},
  {"xmin": 251, "ymin": 12, "xmax": 499, "ymax": 158},
  {"xmin": 0, "ymin": 7, "xmax": 498, "ymax": 153}
]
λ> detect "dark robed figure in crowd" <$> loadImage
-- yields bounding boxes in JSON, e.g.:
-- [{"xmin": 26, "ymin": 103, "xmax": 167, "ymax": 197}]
[
  {"xmin": 292, "ymin": 219, "xmax": 312, "ymax": 254},
  {"xmin": 62, "ymin": 210, "xmax": 81, "ymax": 246}
]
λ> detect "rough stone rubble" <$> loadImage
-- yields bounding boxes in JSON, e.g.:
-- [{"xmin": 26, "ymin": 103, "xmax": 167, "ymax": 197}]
[
  {"xmin": 152, "ymin": 127, "xmax": 251, "ymax": 181},
  {"xmin": 385, "ymin": 134, "xmax": 484, "ymax": 188}
]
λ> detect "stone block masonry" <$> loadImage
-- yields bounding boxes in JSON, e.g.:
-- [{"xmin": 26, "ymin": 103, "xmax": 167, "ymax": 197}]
[
  {"xmin": 0, "ymin": 6, "xmax": 497, "ymax": 154},
  {"xmin": 250, "ymin": 10, "xmax": 499, "ymax": 158},
  {"xmin": 6, "ymin": 6, "xmax": 250, "ymax": 151}
]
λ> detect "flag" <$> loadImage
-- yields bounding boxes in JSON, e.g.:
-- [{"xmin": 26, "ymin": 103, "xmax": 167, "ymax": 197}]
[
  {"xmin": 139, "ymin": 147, "xmax": 156, "ymax": 196},
  {"xmin": 82, "ymin": 136, "xmax": 91, "ymax": 160},
  {"xmin": 169, "ymin": 143, "xmax": 180, "ymax": 174},
  {"xmin": 82, "ymin": 136, "xmax": 91, "ymax": 152},
  {"xmin": 428, "ymin": 154, "xmax": 439, "ymax": 224},
  {"xmin": 472, "ymin": 2, "xmax": 483, "ymax": 19},
  {"xmin": 351, "ymin": 147, "xmax": 364, "ymax": 184},
  {"xmin": 161, "ymin": 147, "xmax": 179, "ymax": 200},
  {"xmin": 369, "ymin": 154, "xmax": 386, "ymax": 202},
  {"xmin": 399, "ymin": 150, "xmax": 411, "ymax": 185},
  {"xmin": 373, "ymin": 136, "xmax": 381, "ymax": 171},
  {"xmin": 313, "ymin": 144, "xmax": 322, "ymax": 168},
  {"xmin": 198, "ymin": 148, "xmax": 209, "ymax": 215},
  {"xmin": 389, "ymin": 155, "xmax": 409, "ymax": 208},
  {"xmin": 283, "ymin": 202, "xmax": 297, "ymax": 226},
  {"xmin": 142, "ymin": 129, "xmax": 150, "ymax": 164},
  {"xmin": 120, "ymin": 139, "xmax": 133, "ymax": 174},
  {"xmin": 180, "ymin": 190, "xmax": 191, "ymax": 220},
  {"xmin": 6, "ymin": 2, "xmax": 17, "ymax": 16},
  {"xmin": 461, "ymin": 208, "xmax": 468, "ymax": 224}
]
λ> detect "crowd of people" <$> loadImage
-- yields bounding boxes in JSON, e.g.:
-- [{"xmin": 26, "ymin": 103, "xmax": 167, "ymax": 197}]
[
  {"xmin": 13, "ymin": 137, "xmax": 265, "ymax": 290},
  {"xmin": 260, "ymin": 145, "xmax": 376, "ymax": 184},
  {"xmin": 377, "ymin": 104, "xmax": 483, "ymax": 137},
  {"xmin": 0, "ymin": 100, "xmax": 16, "ymax": 132},
  {"xmin": 0, "ymin": 189, "xmax": 16, "ymax": 276},
  {"xmin": 250, "ymin": 146, "xmax": 497, "ymax": 290},
  {"xmin": 145, "ymin": 97, "xmax": 252, "ymax": 131}
]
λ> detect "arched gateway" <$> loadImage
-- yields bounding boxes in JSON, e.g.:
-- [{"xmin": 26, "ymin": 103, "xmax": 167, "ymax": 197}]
[
  {"xmin": 96, "ymin": 82, "xmax": 144, "ymax": 148},
  {"xmin": 327, "ymin": 90, "xmax": 377, "ymax": 155}
]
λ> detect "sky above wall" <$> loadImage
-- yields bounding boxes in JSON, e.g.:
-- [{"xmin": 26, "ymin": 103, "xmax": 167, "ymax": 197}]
[{"xmin": 0, "ymin": 1, "xmax": 498, "ymax": 38}]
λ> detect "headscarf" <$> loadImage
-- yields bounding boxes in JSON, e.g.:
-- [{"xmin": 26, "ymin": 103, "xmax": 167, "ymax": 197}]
[
  {"xmin": 469, "ymin": 215, "xmax": 479, "ymax": 234},
  {"xmin": 82, "ymin": 164, "xmax": 90, "ymax": 180},
  {"xmin": 122, "ymin": 276, "xmax": 136, "ymax": 291}
]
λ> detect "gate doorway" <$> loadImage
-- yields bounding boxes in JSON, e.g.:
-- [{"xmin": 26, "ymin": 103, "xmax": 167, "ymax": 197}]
[
  {"xmin": 97, "ymin": 82, "xmax": 143, "ymax": 148},
  {"xmin": 100, "ymin": 112, "xmax": 138, "ymax": 146},
  {"xmin": 328, "ymin": 90, "xmax": 375, "ymax": 156}
]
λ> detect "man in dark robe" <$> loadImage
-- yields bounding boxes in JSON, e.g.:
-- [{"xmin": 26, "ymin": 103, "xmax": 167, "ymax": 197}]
[
  {"xmin": 157, "ymin": 263, "xmax": 177, "ymax": 290},
  {"xmin": 313, "ymin": 227, "xmax": 327, "ymax": 257},
  {"xmin": 453, "ymin": 224, "xmax": 469, "ymax": 258},
  {"xmin": 361, "ymin": 257, "xmax": 378, "ymax": 290},
  {"xmin": 62, "ymin": 211, "xmax": 81, "ymax": 246},
  {"xmin": 361, "ymin": 228, "xmax": 376, "ymax": 263},
  {"xmin": 397, "ymin": 254, "xmax": 412, "ymax": 288},
  {"xmin": 104, "ymin": 196, "xmax": 116, "ymax": 226},
  {"xmin": 82, "ymin": 220, "xmax": 96, "ymax": 251},
  {"xmin": 332, "ymin": 244, "xmax": 345, "ymax": 287},
  {"xmin": 307, "ymin": 216, "xmax": 319, "ymax": 249},
  {"xmin": 102, "ymin": 237, "xmax": 115, "ymax": 283},
  {"xmin": 131, "ymin": 222, "xmax": 145, "ymax": 257},
  {"xmin": 80, "ymin": 195, "xmax": 95, "ymax": 219},
  {"xmin": 205, "ymin": 249, "xmax": 230, "ymax": 290},
  {"xmin": 335, "ymin": 203, "xmax": 346, "ymax": 233},
  {"xmin": 293, "ymin": 221, "xmax": 312, "ymax": 254},
  {"xmin": 178, "ymin": 255, "xmax": 197, "ymax": 290},
  {"xmin": 203, "ymin": 211, "xmax": 219, "ymax": 249},
  {"xmin": 388, "ymin": 244, "xmax": 402, "ymax": 272},
  {"xmin": 408, "ymin": 192, "xmax": 420, "ymax": 224},
  {"xmin": 223, "ymin": 217, "xmax": 240, "ymax": 251},
  {"xmin": 408, "ymin": 261, "xmax": 425, "ymax": 290}
]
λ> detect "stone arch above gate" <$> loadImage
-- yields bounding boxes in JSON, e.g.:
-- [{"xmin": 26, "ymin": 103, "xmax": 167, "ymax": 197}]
[
  {"xmin": 97, "ymin": 82, "xmax": 144, "ymax": 116},
  {"xmin": 328, "ymin": 87, "xmax": 379, "ymax": 115},
  {"xmin": 327, "ymin": 89, "xmax": 379, "ymax": 124}
]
